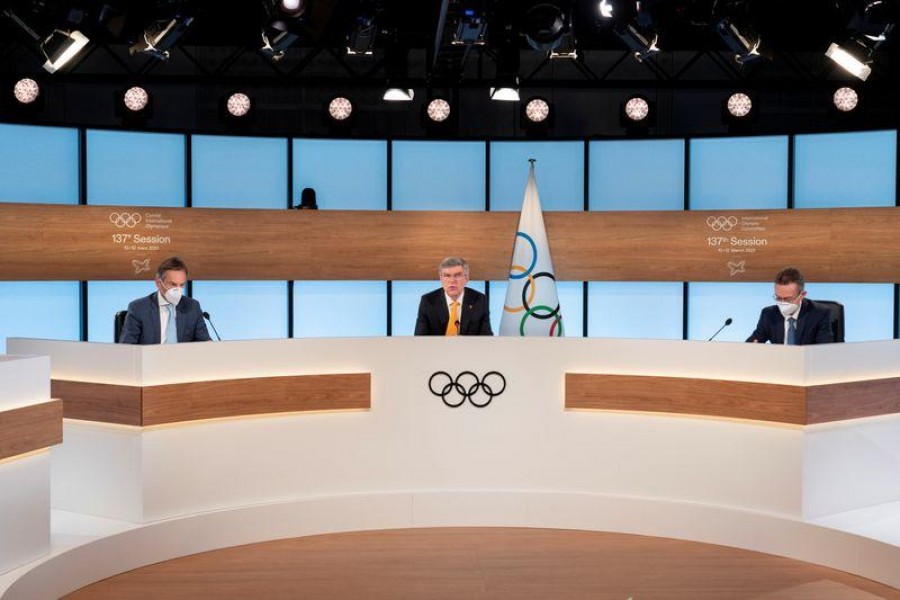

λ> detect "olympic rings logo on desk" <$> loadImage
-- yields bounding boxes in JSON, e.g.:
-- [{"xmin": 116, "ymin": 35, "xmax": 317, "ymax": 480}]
[
  {"xmin": 109, "ymin": 212, "xmax": 143, "ymax": 228},
  {"xmin": 428, "ymin": 371, "xmax": 507, "ymax": 408},
  {"xmin": 706, "ymin": 216, "xmax": 738, "ymax": 231}
]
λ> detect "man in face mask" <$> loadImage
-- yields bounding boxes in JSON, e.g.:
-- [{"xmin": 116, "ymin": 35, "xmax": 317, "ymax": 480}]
[
  {"xmin": 746, "ymin": 267, "xmax": 833, "ymax": 345},
  {"xmin": 119, "ymin": 257, "xmax": 211, "ymax": 344}
]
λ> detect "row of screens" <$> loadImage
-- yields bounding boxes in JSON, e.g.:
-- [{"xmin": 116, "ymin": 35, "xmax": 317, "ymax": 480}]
[
  {"xmin": 0, "ymin": 280, "xmax": 894, "ymax": 352},
  {"xmin": 0, "ymin": 124, "xmax": 897, "ymax": 210}
]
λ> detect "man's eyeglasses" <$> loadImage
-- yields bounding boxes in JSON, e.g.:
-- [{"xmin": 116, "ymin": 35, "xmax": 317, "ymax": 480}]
[
  {"xmin": 773, "ymin": 292, "xmax": 802, "ymax": 303},
  {"xmin": 440, "ymin": 272, "xmax": 467, "ymax": 281}
]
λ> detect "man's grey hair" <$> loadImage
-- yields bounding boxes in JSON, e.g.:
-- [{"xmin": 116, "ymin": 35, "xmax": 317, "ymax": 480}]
[{"xmin": 439, "ymin": 256, "xmax": 469, "ymax": 277}]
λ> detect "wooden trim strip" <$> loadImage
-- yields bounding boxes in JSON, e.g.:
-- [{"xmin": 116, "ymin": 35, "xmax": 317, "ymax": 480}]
[
  {"xmin": 806, "ymin": 377, "xmax": 900, "ymax": 424},
  {"xmin": 565, "ymin": 373, "xmax": 808, "ymax": 424},
  {"xmin": 51, "ymin": 374, "xmax": 371, "ymax": 426},
  {"xmin": 0, "ymin": 400, "xmax": 63, "ymax": 461},
  {"xmin": 52, "ymin": 380, "xmax": 143, "ymax": 426}
]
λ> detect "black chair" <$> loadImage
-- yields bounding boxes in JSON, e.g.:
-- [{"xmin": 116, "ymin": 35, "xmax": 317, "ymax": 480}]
[
  {"xmin": 114, "ymin": 310, "xmax": 128, "ymax": 343},
  {"xmin": 813, "ymin": 300, "xmax": 844, "ymax": 343}
]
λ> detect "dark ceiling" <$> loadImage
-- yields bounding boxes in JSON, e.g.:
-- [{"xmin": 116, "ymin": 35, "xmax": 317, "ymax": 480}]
[{"xmin": 0, "ymin": 0, "xmax": 898, "ymax": 137}]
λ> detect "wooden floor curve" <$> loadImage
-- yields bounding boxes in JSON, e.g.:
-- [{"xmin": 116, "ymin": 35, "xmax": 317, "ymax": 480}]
[{"xmin": 64, "ymin": 528, "xmax": 900, "ymax": 600}]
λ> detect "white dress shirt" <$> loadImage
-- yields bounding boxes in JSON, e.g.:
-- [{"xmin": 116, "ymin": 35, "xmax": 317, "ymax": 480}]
[
  {"xmin": 782, "ymin": 303, "xmax": 802, "ymax": 345},
  {"xmin": 444, "ymin": 290, "xmax": 465, "ymax": 328},
  {"xmin": 158, "ymin": 292, "xmax": 175, "ymax": 344}
]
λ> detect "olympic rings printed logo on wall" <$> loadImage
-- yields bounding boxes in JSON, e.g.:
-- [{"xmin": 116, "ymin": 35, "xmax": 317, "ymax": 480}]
[
  {"xmin": 503, "ymin": 231, "xmax": 563, "ymax": 336},
  {"xmin": 109, "ymin": 212, "xmax": 143, "ymax": 228},
  {"xmin": 428, "ymin": 371, "xmax": 506, "ymax": 408},
  {"xmin": 706, "ymin": 216, "xmax": 738, "ymax": 232}
]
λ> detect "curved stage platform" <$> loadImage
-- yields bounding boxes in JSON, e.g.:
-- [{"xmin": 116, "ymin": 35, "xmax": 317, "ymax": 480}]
[{"xmin": 2, "ymin": 337, "xmax": 900, "ymax": 598}]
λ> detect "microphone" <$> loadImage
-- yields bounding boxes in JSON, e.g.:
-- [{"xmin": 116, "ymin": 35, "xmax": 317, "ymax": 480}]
[
  {"xmin": 202, "ymin": 311, "xmax": 222, "ymax": 341},
  {"xmin": 708, "ymin": 318, "xmax": 733, "ymax": 341}
]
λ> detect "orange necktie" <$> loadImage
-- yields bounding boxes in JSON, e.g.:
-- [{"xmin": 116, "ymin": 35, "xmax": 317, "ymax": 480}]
[{"xmin": 446, "ymin": 301, "xmax": 459, "ymax": 336}]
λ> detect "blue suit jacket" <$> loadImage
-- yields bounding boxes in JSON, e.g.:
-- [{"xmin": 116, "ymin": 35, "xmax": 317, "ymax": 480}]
[
  {"xmin": 119, "ymin": 293, "xmax": 211, "ymax": 344},
  {"xmin": 746, "ymin": 299, "xmax": 834, "ymax": 345},
  {"xmin": 414, "ymin": 287, "xmax": 493, "ymax": 336}
]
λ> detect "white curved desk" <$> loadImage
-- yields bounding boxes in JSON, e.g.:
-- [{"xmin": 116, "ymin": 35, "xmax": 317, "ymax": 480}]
[{"xmin": 3, "ymin": 337, "xmax": 900, "ymax": 598}]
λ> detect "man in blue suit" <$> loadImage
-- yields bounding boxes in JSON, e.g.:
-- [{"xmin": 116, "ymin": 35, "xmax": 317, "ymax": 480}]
[
  {"xmin": 119, "ymin": 257, "xmax": 211, "ymax": 345},
  {"xmin": 747, "ymin": 267, "xmax": 833, "ymax": 345},
  {"xmin": 415, "ymin": 256, "xmax": 493, "ymax": 336}
]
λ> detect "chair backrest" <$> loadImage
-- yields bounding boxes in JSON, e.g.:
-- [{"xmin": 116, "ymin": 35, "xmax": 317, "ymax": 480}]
[
  {"xmin": 114, "ymin": 310, "xmax": 128, "ymax": 343},
  {"xmin": 812, "ymin": 300, "xmax": 844, "ymax": 343}
]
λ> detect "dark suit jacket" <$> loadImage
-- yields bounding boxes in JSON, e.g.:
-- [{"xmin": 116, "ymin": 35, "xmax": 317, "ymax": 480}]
[
  {"xmin": 746, "ymin": 299, "xmax": 834, "ymax": 345},
  {"xmin": 414, "ymin": 288, "xmax": 493, "ymax": 336},
  {"xmin": 119, "ymin": 293, "xmax": 211, "ymax": 344}
]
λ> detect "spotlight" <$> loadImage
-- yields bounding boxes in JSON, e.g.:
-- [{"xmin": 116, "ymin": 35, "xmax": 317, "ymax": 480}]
[
  {"xmin": 451, "ymin": 8, "xmax": 487, "ymax": 45},
  {"xmin": 426, "ymin": 98, "xmax": 451, "ymax": 123},
  {"xmin": 598, "ymin": 0, "xmax": 614, "ymax": 19},
  {"xmin": 41, "ymin": 29, "xmax": 91, "ymax": 73},
  {"xmin": 715, "ymin": 17, "xmax": 763, "ymax": 65},
  {"xmin": 523, "ymin": 3, "xmax": 569, "ymax": 54},
  {"xmin": 129, "ymin": 14, "xmax": 194, "ymax": 60},
  {"xmin": 122, "ymin": 86, "xmax": 150, "ymax": 112},
  {"xmin": 825, "ymin": 37, "xmax": 879, "ymax": 81},
  {"xmin": 614, "ymin": 23, "xmax": 659, "ymax": 62},
  {"xmin": 490, "ymin": 81, "xmax": 520, "ymax": 102},
  {"xmin": 833, "ymin": 87, "xmax": 859, "ymax": 112},
  {"xmin": 13, "ymin": 78, "xmax": 40, "ymax": 105},
  {"xmin": 277, "ymin": 0, "xmax": 306, "ymax": 18},
  {"xmin": 225, "ymin": 92, "xmax": 253, "ymax": 118},
  {"xmin": 383, "ymin": 87, "xmax": 414, "ymax": 101},
  {"xmin": 2, "ymin": 9, "xmax": 90, "ymax": 74},
  {"xmin": 347, "ymin": 15, "xmax": 377, "ymax": 55},
  {"xmin": 623, "ymin": 95, "xmax": 650, "ymax": 122},
  {"xmin": 523, "ymin": 97, "xmax": 551, "ymax": 124},
  {"xmin": 326, "ymin": 96, "xmax": 354, "ymax": 121},
  {"xmin": 725, "ymin": 92, "xmax": 753, "ymax": 118},
  {"xmin": 261, "ymin": 22, "xmax": 300, "ymax": 61}
]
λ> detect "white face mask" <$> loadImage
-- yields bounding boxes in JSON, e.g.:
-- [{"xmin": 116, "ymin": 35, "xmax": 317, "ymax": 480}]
[
  {"xmin": 777, "ymin": 301, "xmax": 799, "ymax": 317},
  {"xmin": 162, "ymin": 285, "xmax": 183, "ymax": 306}
]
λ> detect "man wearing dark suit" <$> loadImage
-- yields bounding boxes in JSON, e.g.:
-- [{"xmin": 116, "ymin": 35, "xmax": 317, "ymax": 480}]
[
  {"xmin": 415, "ymin": 256, "xmax": 493, "ymax": 336},
  {"xmin": 119, "ymin": 256, "xmax": 211, "ymax": 345},
  {"xmin": 747, "ymin": 267, "xmax": 833, "ymax": 345}
]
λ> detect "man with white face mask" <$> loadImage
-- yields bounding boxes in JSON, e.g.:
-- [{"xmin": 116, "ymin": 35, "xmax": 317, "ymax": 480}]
[
  {"xmin": 746, "ymin": 267, "xmax": 833, "ymax": 345},
  {"xmin": 119, "ymin": 257, "xmax": 211, "ymax": 344}
]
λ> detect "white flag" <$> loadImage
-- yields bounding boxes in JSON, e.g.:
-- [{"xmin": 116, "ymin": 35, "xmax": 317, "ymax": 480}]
[{"xmin": 499, "ymin": 160, "xmax": 564, "ymax": 337}]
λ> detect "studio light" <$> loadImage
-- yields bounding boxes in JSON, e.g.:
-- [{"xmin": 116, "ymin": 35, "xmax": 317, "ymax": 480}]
[
  {"xmin": 383, "ymin": 87, "xmax": 414, "ymax": 101},
  {"xmin": 13, "ymin": 78, "xmax": 40, "ymax": 105},
  {"xmin": 490, "ymin": 79, "xmax": 520, "ymax": 102},
  {"xmin": 523, "ymin": 97, "xmax": 551, "ymax": 124},
  {"xmin": 129, "ymin": 14, "xmax": 194, "ymax": 60},
  {"xmin": 523, "ymin": 3, "xmax": 568, "ymax": 54},
  {"xmin": 725, "ymin": 92, "xmax": 753, "ymax": 118},
  {"xmin": 715, "ymin": 17, "xmax": 763, "ymax": 65},
  {"xmin": 614, "ymin": 23, "xmax": 660, "ymax": 62},
  {"xmin": 261, "ymin": 20, "xmax": 300, "ymax": 61},
  {"xmin": 41, "ymin": 29, "xmax": 91, "ymax": 73},
  {"xmin": 426, "ymin": 98, "xmax": 452, "ymax": 123},
  {"xmin": 327, "ymin": 96, "xmax": 354, "ymax": 121},
  {"xmin": 123, "ymin": 86, "xmax": 150, "ymax": 112},
  {"xmin": 833, "ymin": 86, "xmax": 859, "ymax": 112},
  {"xmin": 623, "ymin": 96, "xmax": 650, "ymax": 122},
  {"xmin": 225, "ymin": 92, "xmax": 253, "ymax": 117},
  {"xmin": 347, "ymin": 15, "xmax": 377, "ymax": 55},
  {"xmin": 452, "ymin": 9, "xmax": 487, "ymax": 45},
  {"xmin": 277, "ymin": 0, "xmax": 306, "ymax": 18},
  {"xmin": 825, "ymin": 38, "xmax": 875, "ymax": 81}
]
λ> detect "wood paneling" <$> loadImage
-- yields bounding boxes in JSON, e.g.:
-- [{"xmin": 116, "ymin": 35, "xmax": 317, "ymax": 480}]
[
  {"xmin": 566, "ymin": 373, "xmax": 808, "ymax": 424},
  {"xmin": 50, "ymin": 374, "xmax": 370, "ymax": 426},
  {"xmin": 3, "ymin": 203, "xmax": 900, "ymax": 282},
  {"xmin": 566, "ymin": 373, "xmax": 900, "ymax": 425},
  {"xmin": 63, "ymin": 528, "xmax": 900, "ymax": 600},
  {"xmin": 52, "ymin": 380, "xmax": 143, "ymax": 426},
  {"xmin": 807, "ymin": 377, "xmax": 900, "ymax": 424},
  {"xmin": 141, "ymin": 373, "xmax": 370, "ymax": 426},
  {"xmin": 0, "ymin": 400, "xmax": 63, "ymax": 461}
]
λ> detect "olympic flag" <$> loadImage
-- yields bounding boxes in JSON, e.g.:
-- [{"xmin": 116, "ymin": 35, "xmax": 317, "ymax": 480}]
[{"xmin": 499, "ymin": 160, "xmax": 564, "ymax": 336}]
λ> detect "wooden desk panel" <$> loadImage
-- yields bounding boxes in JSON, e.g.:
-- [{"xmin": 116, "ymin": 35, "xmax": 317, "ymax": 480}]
[
  {"xmin": 51, "ymin": 374, "xmax": 371, "ymax": 427},
  {"xmin": 0, "ymin": 400, "xmax": 63, "ymax": 460}
]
